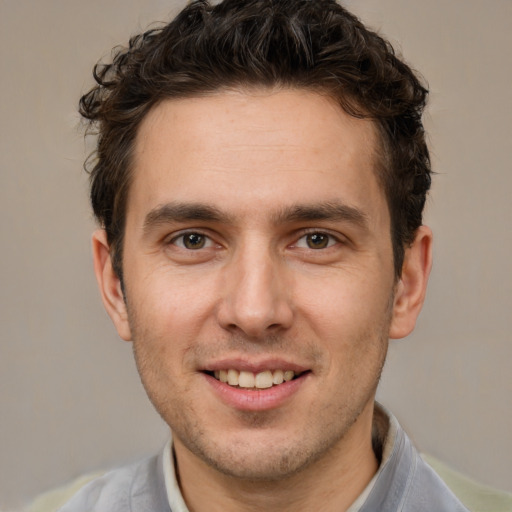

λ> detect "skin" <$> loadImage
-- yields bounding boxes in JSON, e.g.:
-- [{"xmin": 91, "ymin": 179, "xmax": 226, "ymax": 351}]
[{"xmin": 93, "ymin": 88, "xmax": 432, "ymax": 512}]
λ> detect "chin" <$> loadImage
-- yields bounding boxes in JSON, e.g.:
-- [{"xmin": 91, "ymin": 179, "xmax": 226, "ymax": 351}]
[
  {"xmin": 178, "ymin": 425, "xmax": 341, "ymax": 482},
  {"xmin": 201, "ymin": 447, "xmax": 314, "ymax": 481}
]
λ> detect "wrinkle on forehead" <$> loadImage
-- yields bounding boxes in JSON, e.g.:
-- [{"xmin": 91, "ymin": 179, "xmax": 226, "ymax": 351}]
[
  {"xmin": 129, "ymin": 88, "xmax": 387, "ymax": 241},
  {"xmin": 135, "ymin": 87, "xmax": 379, "ymax": 167}
]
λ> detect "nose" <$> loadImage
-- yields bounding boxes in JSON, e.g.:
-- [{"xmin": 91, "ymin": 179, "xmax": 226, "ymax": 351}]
[{"xmin": 216, "ymin": 241, "xmax": 294, "ymax": 339}]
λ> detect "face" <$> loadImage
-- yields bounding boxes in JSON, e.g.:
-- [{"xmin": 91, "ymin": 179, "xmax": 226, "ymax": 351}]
[{"xmin": 95, "ymin": 89, "xmax": 428, "ymax": 481}]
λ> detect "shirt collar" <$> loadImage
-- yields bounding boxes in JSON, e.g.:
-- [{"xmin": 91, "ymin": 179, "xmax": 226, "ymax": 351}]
[
  {"xmin": 346, "ymin": 402, "xmax": 398, "ymax": 511},
  {"xmin": 162, "ymin": 438, "xmax": 190, "ymax": 512}
]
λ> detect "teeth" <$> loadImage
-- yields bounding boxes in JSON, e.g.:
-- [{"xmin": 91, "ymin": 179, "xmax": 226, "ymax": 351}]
[
  {"xmin": 227, "ymin": 369, "xmax": 239, "ymax": 386},
  {"xmin": 272, "ymin": 370, "xmax": 284, "ymax": 385},
  {"xmin": 212, "ymin": 369, "xmax": 298, "ymax": 389},
  {"xmin": 284, "ymin": 370, "xmax": 295, "ymax": 382},
  {"xmin": 255, "ymin": 371, "xmax": 273, "ymax": 389},
  {"xmin": 239, "ymin": 371, "xmax": 255, "ymax": 388}
]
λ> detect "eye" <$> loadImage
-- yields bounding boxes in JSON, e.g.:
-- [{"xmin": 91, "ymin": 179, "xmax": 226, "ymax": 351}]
[
  {"xmin": 171, "ymin": 232, "xmax": 212, "ymax": 250},
  {"xmin": 296, "ymin": 232, "xmax": 337, "ymax": 250}
]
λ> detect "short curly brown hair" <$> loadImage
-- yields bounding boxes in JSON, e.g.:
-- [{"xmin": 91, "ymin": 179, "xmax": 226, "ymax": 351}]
[{"xmin": 80, "ymin": 0, "xmax": 431, "ymax": 283}]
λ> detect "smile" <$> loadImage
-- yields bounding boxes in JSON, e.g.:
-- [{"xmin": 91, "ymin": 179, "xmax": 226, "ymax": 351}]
[
  {"xmin": 209, "ymin": 369, "xmax": 301, "ymax": 389},
  {"xmin": 203, "ymin": 366, "xmax": 311, "ymax": 411}
]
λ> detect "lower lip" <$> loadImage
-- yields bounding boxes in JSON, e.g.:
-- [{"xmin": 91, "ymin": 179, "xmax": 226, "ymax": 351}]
[{"xmin": 204, "ymin": 372, "xmax": 310, "ymax": 412}]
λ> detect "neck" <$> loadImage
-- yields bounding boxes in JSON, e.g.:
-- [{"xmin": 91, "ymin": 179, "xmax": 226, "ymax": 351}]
[{"xmin": 173, "ymin": 403, "xmax": 379, "ymax": 512}]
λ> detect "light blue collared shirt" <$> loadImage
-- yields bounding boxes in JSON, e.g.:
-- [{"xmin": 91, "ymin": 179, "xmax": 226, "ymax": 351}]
[{"xmin": 58, "ymin": 405, "xmax": 469, "ymax": 512}]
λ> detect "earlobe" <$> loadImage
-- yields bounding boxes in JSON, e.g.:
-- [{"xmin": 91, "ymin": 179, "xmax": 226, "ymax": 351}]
[
  {"xmin": 389, "ymin": 225, "xmax": 433, "ymax": 339},
  {"xmin": 91, "ymin": 229, "xmax": 132, "ymax": 341}
]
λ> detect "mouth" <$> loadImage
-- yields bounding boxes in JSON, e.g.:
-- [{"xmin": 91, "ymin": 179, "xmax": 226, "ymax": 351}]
[
  {"xmin": 205, "ymin": 369, "xmax": 306, "ymax": 390},
  {"xmin": 202, "ymin": 363, "xmax": 311, "ymax": 410}
]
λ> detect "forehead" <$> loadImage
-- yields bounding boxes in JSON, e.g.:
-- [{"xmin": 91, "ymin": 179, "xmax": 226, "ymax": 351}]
[{"xmin": 130, "ymin": 88, "xmax": 386, "ymax": 224}]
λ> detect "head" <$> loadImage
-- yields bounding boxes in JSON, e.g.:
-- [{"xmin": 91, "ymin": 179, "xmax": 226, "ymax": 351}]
[
  {"xmin": 80, "ymin": 0, "xmax": 431, "ymax": 285},
  {"xmin": 84, "ymin": 0, "xmax": 433, "ymax": 494}
]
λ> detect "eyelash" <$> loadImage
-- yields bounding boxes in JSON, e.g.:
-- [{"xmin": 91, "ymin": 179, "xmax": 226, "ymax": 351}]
[
  {"xmin": 294, "ymin": 231, "xmax": 341, "ymax": 250},
  {"xmin": 168, "ymin": 230, "xmax": 342, "ymax": 251},
  {"xmin": 169, "ymin": 231, "xmax": 215, "ymax": 250}
]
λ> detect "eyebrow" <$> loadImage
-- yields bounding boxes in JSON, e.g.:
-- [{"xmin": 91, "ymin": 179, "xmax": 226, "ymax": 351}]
[
  {"xmin": 272, "ymin": 202, "xmax": 370, "ymax": 229},
  {"xmin": 143, "ymin": 202, "xmax": 231, "ymax": 234},
  {"xmin": 143, "ymin": 200, "xmax": 369, "ymax": 233}
]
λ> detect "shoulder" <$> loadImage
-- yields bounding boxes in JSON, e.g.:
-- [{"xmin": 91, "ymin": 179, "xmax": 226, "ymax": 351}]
[
  {"xmin": 400, "ymin": 451, "xmax": 470, "ymax": 511},
  {"xmin": 26, "ymin": 472, "xmax": 105, "ymax": 512},
  {"xmin": 27, "ymin": 453, "xmax": 170, "ymax": 512},
  {"xmin": 55, "ymin": 459, "xmax": 140, "ymax": 512},
  {"xmin": 369, "ymin": 405, "xmax": 511, "ymax": 512},
  {"xmin": 422, "ymin": 453, "xmax": 512, "ymax": 512}
]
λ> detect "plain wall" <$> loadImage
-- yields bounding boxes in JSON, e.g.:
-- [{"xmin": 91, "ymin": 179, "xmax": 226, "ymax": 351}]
[{"xmin": 1, "ymin": 0, "xmax": 510, "ymax": 509}]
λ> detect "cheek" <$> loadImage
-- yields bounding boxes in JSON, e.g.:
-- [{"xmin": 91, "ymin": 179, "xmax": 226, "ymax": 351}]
[
  {"xmin": 296, "ymin": 269, "xmax": 392, "ymax": 329},
  {"xmin": 130, "ymin": 261, "xmax": 217, "ymax": 320},
  {"xmin": 295, "ymin": 270, "xmax": 392, "ymax": 371},
  {"xmin": 126, "ymin": 267, "xmax": 222, "ymax": 365}
]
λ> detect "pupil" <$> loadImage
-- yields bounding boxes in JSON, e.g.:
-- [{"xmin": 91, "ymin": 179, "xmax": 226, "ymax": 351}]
[
  {"xmin": 307, "ymin": 233, "xmax": 328, "ymax": 249},
  {"xmin": 184, "ymin": 233, "xmax": 205, "ymax": 249}
]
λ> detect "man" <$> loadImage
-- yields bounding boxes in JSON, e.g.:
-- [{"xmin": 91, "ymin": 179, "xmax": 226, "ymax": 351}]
[{"xmin": 47, "ymin": 0, "xmax": 483, "ymax": 510}]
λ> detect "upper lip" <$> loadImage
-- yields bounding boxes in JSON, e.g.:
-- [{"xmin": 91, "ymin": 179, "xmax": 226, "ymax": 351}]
[{"xmin": 202, "ymin": 358, "xmax": 310, "ymax": 374}]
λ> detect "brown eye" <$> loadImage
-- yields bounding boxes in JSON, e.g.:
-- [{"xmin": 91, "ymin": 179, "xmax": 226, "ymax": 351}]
[
  {"xmin": 306, "ymin": 233, "xmax": 330, "ymax": 249},
  {"xmin": 175, "ymin": 232, "xmax": 208, "ymax": 250}
]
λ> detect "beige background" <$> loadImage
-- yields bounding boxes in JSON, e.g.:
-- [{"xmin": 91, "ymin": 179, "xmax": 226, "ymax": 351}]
[{"xmin": 1, "ymin": 0, "xmax": 511, "ymax": 509}]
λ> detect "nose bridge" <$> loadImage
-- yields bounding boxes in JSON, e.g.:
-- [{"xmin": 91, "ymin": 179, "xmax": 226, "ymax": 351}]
[{"xmin": 218, "ymin": 236, "xmax": 292, "ymax": 337}]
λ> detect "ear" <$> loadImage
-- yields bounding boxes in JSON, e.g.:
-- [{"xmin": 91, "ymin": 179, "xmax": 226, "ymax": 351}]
[
  {"xmin": 92, "ymin": 229, "xmax": 132, "ymax": 341},
  {"xmin": 389, "ymin": 225, "xmax": 433, "ymax": 339}
]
